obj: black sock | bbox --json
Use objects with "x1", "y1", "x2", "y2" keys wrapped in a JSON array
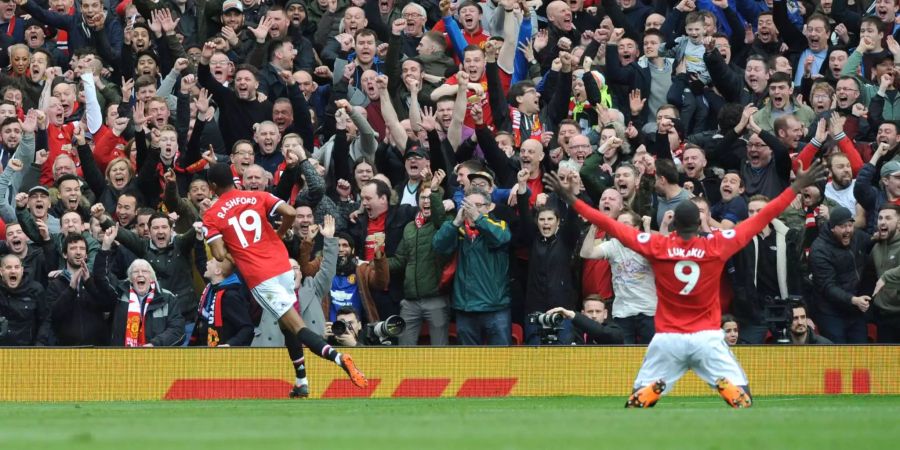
[
  {"x1": 282, "y1": 329, "x2": 307, "y2": 383},
  {"x1": 297, "y1": 327, "x2": 341, "y2": 365}
]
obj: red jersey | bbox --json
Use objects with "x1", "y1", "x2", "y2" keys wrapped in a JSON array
[
  {"x1": 202, "y1": 189, "x2": 291, "y2": 289},
  {"x1": 445, "y1": 71, "x2": 511, "y2": 131},
  {"x1": 572, "y1": 187, "x2": 796, "y2": 333},
  {"x1": 42, "y1": 122, "x2": 82, "y2": 186}
]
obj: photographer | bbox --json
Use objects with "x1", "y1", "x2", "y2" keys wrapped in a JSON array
[
  {"x1": 325, "y1": 306, "x2": 367, "y2": 347},
  {"x1": 785, "y1": 301, "x2": 833, "y2": 345},
  {"x1": 547, "y1": 295, "x2": 624, "y2": 345}
]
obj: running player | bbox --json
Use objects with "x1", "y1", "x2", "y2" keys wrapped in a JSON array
[
  {"x1": 202, "y1": 163, "x2": 368, "y2": 397},
  {"x1": 544, "y1": 160, "x2": 826, "y2": 408}
]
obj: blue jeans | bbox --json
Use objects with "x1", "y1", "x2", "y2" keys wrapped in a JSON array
[
  {"x1": 614, "y1": 314, "x2": 656, "y2": 344},
  {"x1": 523, "y1": 319, "x2": 574, "y2": 345},
  {"x1": 455, "y1": 309, "x2": 511, "y2": 346},
  {"x1": 815, "y1": 312, "x2": 867, "y2": 344}
]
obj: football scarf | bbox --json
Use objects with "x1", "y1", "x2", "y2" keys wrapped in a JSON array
[{"x1": 125, "y1": 283, "x2": 156, "y2": 347}]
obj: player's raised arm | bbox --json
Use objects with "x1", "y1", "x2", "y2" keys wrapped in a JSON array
[
  {"x1": 544, "y1": 172, "x2": 644, "y2": 251},
  {"x1": 729, "y1": 160, "x2": 828, "y2": 250}
]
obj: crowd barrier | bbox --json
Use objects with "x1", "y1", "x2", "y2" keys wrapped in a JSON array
[{"x1": 0, "y1": 346, "x2": 897, "y2": 401}]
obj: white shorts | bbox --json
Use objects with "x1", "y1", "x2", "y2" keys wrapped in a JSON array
[
  {"x1": 633, "y1": 330, "x2": 748, "y2": 392},
  {"x1": 250, "y1": 271, "x2": 298, "y2": 319}
]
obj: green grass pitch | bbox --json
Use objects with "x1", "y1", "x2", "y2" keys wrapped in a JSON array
[{"x1": 1, "y1": 396, "x2": 898, "y2": 449}]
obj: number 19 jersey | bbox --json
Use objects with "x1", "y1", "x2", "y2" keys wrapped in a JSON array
[{"x1": 202, "y1": 189, "x2": 292, "y2": 289}]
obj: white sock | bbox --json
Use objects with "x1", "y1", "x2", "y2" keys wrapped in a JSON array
[
  {"x1": 335, "y1": 352, "x2": 343, "y2": 366},
  {"x1": 296, "y1": 377, "x2": 308, "y2": 387}
]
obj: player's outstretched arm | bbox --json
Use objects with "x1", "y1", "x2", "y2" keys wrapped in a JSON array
[
  {"x1": 208, "y1": 238, "x2": 234, "y2": 264},
  {"x1": 544, "y1": 172, "x2": 644, "y2": 252}
]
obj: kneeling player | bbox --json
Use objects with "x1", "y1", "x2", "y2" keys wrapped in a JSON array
[{"x1": 545, "y1": 160, "x2": 825, "y2": 408}]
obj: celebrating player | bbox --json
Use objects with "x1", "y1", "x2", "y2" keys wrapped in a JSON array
[
  {"x1": 545, "y1": 160, "x2": 827, "y2": 408},
  {"x1": 202, "y1": 163, "x2": 368, "y2": 397}
]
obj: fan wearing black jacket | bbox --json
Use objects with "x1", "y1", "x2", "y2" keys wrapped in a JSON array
[{"x1": 547, "y1": 295, "x2": 624, "y2": 345}]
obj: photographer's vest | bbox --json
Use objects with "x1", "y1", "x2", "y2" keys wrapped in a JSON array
[{"x1": 329, "y1": 275, "x2": 363, "y2": 321}]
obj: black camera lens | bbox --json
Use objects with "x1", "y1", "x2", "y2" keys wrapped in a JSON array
[{"x1": 331, "y1": 320, "x2": 348, "y2": 336}]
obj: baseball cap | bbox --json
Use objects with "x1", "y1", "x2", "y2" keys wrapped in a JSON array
[
  {"x1": 404, "y1": 143, "x2": 428, "y2": 160},
  {"x1": 28, "y1": 185, "x2": 50, "y2": 196},
  {"x1": 881, "y1": 160, "x2": 900, "y2": 178},
  {"x1": 222, "y1": 0, "x2": 243, "y2": 13},
  {"x1": 468, "y1": 171, "x2": 495, "y2": 186},
  {"x1": 828, "y1": 206, "x2": 854, "y2": 229}
]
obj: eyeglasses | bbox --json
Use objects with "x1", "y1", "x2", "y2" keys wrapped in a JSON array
[
  {"x1": 747, "y1": 143, "x2": 769, "y2": 150},
  {"x1": 209, "y1": 60, "x2": 231, "y2": 66},
  {"x1": 402, "y1": 13, "x2": 423, "y2": 19},
  {"x1": 569, "y1": 144, "x2": 591, "y2": 151},
  {"x1": 470, "y1": 202, "x2": 489, "y2": 208}
]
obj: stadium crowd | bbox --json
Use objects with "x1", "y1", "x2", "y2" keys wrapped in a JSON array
[{"x1": 0, "y1": 0, "x2": 899, "y2": 349}]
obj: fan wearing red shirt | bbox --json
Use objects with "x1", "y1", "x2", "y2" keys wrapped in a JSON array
[
  {"x1": 430, "y1": 47, "x2": 508, "y2": 130},
  {"x1": 546, "y1": 161, "x2": 826, "y2": 409},
  {"x1": 202, "y1": 164, "x2": 368, "y2": 397}
]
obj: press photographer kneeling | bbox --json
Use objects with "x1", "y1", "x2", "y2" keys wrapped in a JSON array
[
  {"x1": 325, "y1": 306, "x2": 406, "y2": 346},
  {"x1": 546, "y1": 295, "x2": 624, "y2": 345}
]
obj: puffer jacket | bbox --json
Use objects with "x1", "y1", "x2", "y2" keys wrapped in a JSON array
[
  {"x1": 388, "y1": 189, "x2": 449, "y2": 300},
  {"x1": 0, "y1": 281, "x2": 49, "y2": 346},
  {"x1": 93, "y1": 249, "x2": 186, "y2": 347},
  {"x1": 809, "y1": 228, "x2": 871, "y2": 317}
]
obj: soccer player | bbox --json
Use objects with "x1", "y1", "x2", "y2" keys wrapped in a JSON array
[
  {"x1": 544, "y1": 160, "x2": 826, "y2": 408},
  {"x1": 202, "y1": 163, "x2": 368, "y2": 397}
]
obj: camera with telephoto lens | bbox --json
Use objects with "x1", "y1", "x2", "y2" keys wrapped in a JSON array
[
  {"x1": 0, "y1": 315, "x2": 7, "y2": 340},
  {"x1": 763, "y1": 295, "x2": 803, "y2": 344},
  {"x1": 527, "y1": 311, "x2": 564, "y2": 345},
  {"x1": 364, "y1": 315, "x2": 406, "y2": 345}
]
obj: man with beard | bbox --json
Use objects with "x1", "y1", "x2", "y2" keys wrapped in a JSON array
[
  {"x1": 198, "y1": 41, "x2": 273, "y2": 150},
  {"x1": 730, "y1": 194, "x2": 803, "y2": 344},
  {"x1": 388, "y1": 172, "x2": 450, "y2": 345},
  {"x1": 809, "y1": 206, "x2": 872, "y2": 344},
  {"x1": 612, "y1": 163, "x2": 653, "y2": 219},
  {"x1": 351, "y1": 179, "x2": 416, "y2": 317},
  {"x1": 105, "y1": 210, "x2": 201, "y2": 343},
  {"x1": 752, "y1": 72, "x2": 816, "y2": 132},
  {"x1": 321, "y1": 231, "x2": 386, "y2": 325},
  {"x1": 0, "y1": 118, "x2": 22, "y2": 181},
  {"x1": 783, "y1": 301, "x2": 833, "y2": 344},
  {"x1": 15, "y1": 0, "x2": 124, "y2": 62},
  {"x1": 0, "y1": 254, "x2": 49, "y2": 346},
  {"x1": 47, "y1": 233, "x2": 110, "y2": 346},
  {"x1": 653, "y1": 159, "x2": 690, "y2": 228},
  {"x1": 870, "y1": 204, "x2": 900, "y2": 343}
]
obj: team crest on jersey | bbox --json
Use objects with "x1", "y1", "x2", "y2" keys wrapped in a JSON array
[
  {"x1": 347, "y1": 274, "x2": 356, "y2": 285},
  {"x1": 637, "y1": 233, "x2": 651, "y2": 243}
]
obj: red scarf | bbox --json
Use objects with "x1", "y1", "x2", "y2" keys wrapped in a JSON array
[
  {"x1": 197, "y1": 283, "x2": 225, "y2": 347},
  {"x1": 125, "y1": 283, "x2": 156, "y2": 347},
  {"x1": 414, "y1": 212, "x2": 426, "y2": 228},
  {"x1": 511, "y1": 107, "x2": 541, "y2": 148},
  {"x1": 463, "y1": 218, "x2": 480, "y2": 241}
]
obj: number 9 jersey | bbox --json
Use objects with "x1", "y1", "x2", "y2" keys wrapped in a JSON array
[
  {"x1": 572, "y1": 188, "x2": 797, "y2": 334},
  {"x1": 202, "y1": 190, "x2": 292, "y2": 290}
]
